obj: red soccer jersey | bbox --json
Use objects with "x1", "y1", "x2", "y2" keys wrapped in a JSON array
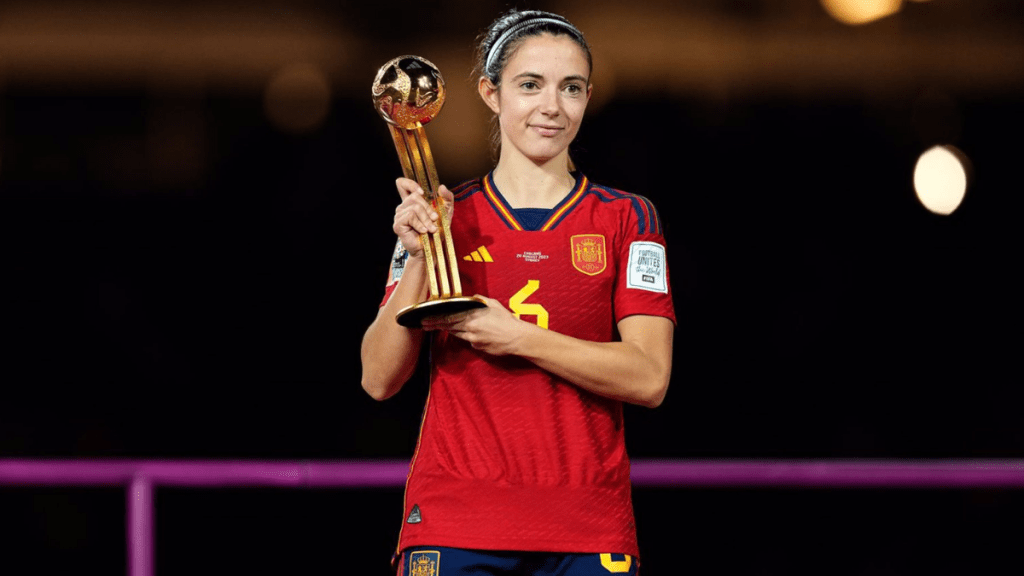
[{"x1": 383, "y1": 173, "x2": 675, "y2": 557}]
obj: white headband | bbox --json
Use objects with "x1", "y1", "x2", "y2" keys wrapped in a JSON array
[{"x1": 484, "y1": 17, "x2": 584, "y2": 81}]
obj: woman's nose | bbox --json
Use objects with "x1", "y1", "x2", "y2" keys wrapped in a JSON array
[{"x1": 539, "y1": 88, "x2": 560, "y2": 115}]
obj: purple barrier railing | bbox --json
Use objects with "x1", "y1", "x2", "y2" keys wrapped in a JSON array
[{"x1": 3, "y1": 458, "x2": 1024, "y2": 576}]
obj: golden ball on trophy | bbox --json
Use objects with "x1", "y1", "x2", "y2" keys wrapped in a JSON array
[{"x1": 372, "y1": 56, "x2": 446, "y2": 130}]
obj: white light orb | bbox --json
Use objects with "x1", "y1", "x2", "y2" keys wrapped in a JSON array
[{"x1": 913, "y1": 145, "x2": 968, "y2": 215}]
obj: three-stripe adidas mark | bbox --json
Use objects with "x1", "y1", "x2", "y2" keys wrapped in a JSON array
[{"x1": 463, "y1": 246, "x2": 493, "y2": 262}]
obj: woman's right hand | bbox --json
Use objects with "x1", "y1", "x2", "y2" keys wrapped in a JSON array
[{"x1": 393, "y1": 177, "x2": 452, "y2": 258}]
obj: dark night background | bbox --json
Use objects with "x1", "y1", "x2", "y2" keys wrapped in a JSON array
[{"x1": 1, "y1": 1, "x2": 1022, "y2": 574}]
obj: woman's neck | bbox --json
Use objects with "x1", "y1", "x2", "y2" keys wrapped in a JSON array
[{"x1": 492, "y1": 154, "x2": 576, "y2": 209}]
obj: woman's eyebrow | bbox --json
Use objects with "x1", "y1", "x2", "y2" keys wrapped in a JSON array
[
  {"x1": 511, "y1": 72, "x2": 588, "y2": 83},
  {"x1": 511, "y1": 72, "x2": 544, "y2": 81}
]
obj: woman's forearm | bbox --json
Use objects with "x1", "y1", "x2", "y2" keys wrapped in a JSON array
[
  {"x1": 359, "y1": 255, "x2": 430, "y2": 400},
  {"x1": 512, "y1": 315, "x2": 674, "y2": 408}
]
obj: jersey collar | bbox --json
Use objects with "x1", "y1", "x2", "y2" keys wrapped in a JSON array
[{"x1": 481, "y1": 172, "x2": 590, "y2": 231}]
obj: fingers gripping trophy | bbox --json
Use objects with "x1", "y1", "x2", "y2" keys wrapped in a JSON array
[{"x1": 372, "y1": 56, "x2": 486, "y2": 328}]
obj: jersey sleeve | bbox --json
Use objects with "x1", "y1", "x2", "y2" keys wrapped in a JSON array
[
  {"x1": 613, "y1": 195, "x2": 676, "y2": 324},
  {"x1": 380, "y1": 239, "x2": 409, "y2": 308}
]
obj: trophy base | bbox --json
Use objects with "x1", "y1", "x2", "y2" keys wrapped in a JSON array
[{"x1": 396, "y1": 296, "x2": 488, "y2": 329}]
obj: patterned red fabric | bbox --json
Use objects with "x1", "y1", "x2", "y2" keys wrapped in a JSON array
[{"x1": 384, "y1": 173, "x2": 675, "y2": 557}]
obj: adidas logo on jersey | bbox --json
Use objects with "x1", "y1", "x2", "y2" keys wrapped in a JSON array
[{"x1": 463, "y1": 246, "x2": 494, "y2": 262}]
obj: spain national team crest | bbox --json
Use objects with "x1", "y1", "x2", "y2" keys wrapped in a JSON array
[
  {"x1": 408, "y1": 551, "x2": 440, "y2": 576},
  {"x1": 571, "y1": 234, "x2": 607, "y2": 276}
]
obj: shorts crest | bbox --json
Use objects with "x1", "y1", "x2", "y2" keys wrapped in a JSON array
[{"x1": 408, "y1": 550, "x2": 440, "y2": 576}]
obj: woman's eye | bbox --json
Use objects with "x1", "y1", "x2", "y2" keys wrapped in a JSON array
[
  {"x1": 521, "y1": 81, "x2": 539, "y2": 90},
  {"x1": 564, "y1": 84, "x2": 583, "y2": 95}
]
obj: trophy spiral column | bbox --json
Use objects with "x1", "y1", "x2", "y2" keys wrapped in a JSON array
[{"x1": 372, "y1": 55, "x2": 486, "y2": 328}]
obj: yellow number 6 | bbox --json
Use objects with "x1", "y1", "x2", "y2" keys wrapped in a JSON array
[
  {"x1": 599, "y1": 554, "x2": 633, "y2": 573},
  {"x1": 509, "y1": 280, "x2": 548, "y2": 329}
]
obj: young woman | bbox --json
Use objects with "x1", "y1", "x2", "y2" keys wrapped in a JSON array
[{"x1": 361, "y1": 9, "x2": 675, "y2": 576}]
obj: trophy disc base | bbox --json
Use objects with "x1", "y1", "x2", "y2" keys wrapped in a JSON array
[{"x1": 396, "y1": 296, "x2": 488, "y2": 329}]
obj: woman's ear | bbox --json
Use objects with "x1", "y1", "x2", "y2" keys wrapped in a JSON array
[{"x1": 478, "y1": 76, "x2": 501, "y2": 114}]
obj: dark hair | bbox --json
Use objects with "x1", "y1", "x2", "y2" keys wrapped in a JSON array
[
  {"x1": 474, "y1": 9, "x2": 592, "y2": 85},
  {"x1": 473, "y1": 9, "x2": 592, "y2": 167}
]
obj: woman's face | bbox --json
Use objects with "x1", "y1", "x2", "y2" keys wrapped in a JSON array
[{"x1": 482, "y1": 33, "x2": 592, "y2": 167}]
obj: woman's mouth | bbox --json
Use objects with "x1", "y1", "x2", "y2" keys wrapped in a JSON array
[{"x1": 531, "y1": 125, "x2": 564, "y2": 137}]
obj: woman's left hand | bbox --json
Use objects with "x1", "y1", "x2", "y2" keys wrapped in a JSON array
[
  {"x1": 423, "y1": 298, "x2": 673, "y2": 407},
  {"x1": 420, "y1": 297, "x2": 532, "y2": 356}
]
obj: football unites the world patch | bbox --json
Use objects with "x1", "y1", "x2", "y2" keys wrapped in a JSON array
[
  {"x1": 627, "y1": 241, "x2": 667, "y2": 293},
  {"x1": 571, "y1": 234, "x2": 607, "y2": 275}
]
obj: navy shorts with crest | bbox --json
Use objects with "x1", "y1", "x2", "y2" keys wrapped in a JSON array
[{"x1": 398, "y1": 546, "x2": 639, "y2": 576}]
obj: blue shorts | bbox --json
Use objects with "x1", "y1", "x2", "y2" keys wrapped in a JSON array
[{"x1": 398, "y1": 546, "x2": 639, "y2": 576}]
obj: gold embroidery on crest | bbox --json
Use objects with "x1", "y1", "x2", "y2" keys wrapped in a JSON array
[
  {"x1": 409, "y1": 551, "x2": 439, "y2": 576},
  {"x1": 571, "y1": 234, "x2": 607, "y2": 276}
]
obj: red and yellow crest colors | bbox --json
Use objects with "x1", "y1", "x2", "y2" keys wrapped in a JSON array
[
  {"x1": 571, "y1": 234, "x2": 607, "y2": 275},
  {"x1": 408, "y1": 551, "x2": 439, "y2": 576}
]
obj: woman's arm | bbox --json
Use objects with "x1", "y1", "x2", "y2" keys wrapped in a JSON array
[
  {"x1": 359, "y1": 179, "x2": 450, "y2": 400},
  {"x1": 359, "y1": 254, "x2": 429, "y2": 400},
  {"x1": 421, "y1": 301, "x2": 674, "y2": 407}
]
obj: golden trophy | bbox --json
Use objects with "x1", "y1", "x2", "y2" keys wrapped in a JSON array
[{"x1": 372, "y1": 55, "x2": 486, "y2": 328}]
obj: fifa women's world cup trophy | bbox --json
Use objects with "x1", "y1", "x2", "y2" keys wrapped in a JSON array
[{"x1": 372, "y1": 56, "x2": 486, "y2": 328}]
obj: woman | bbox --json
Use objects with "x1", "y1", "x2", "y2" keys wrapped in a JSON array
[{"x1": 361, "y1": 9, "x2": 675, "y2": 576}]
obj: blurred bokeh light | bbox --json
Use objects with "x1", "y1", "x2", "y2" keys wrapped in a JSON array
[
  {"x1": 914, "y1": 145, "x2": 969, "y2": 215},
  {"x1": 821, "y1": 0, "x2": 902, "y2": 25},
  {"x1": 264, "y1": 63, "x2": 332, "y2": 134}
]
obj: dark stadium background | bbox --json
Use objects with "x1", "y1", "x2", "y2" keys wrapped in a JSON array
[{"x1": 1, "y1": 1, "x2": 1021, "y2": 574}]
